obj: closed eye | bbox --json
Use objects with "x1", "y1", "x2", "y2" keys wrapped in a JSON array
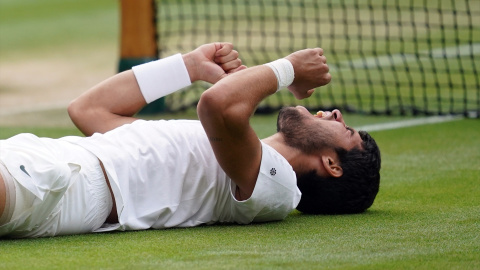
[{"x1": 346, "y1": 126, "x2": 354, "y2": 136}]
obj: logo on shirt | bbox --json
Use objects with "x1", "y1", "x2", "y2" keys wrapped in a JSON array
[
  {"x1": 270, "y1": 168, "x2": 276, "y2": 176},
  {"x1": 20, "y1": 165, "x2": 31, "y2": 177}
]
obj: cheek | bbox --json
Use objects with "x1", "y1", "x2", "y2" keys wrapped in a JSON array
[
  {"x1": 314, "y1": 124, "x2": 344, "y2": 145},
  {"x1": 307, "y1": 125, "x2": 335, "y2": 145}
]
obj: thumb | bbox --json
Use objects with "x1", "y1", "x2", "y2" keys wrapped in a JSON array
[{"x1": 306, "y1": 89, "x2": 315, "y2": 96}]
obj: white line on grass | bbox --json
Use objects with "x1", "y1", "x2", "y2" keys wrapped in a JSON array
[
  {"x1": 354, "y1": 114, "x2": 463, "y2": 132},
  {"x1": 1, "y1": 102, "x2": 464, "y2": 132}
]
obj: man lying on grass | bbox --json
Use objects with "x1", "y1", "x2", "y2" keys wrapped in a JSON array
[{"x1": 0, "y1": 42, "x2": 380, "y2": 238}]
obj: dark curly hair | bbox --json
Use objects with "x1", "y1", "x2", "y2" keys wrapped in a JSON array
[{"x1": 296, "y1": 130, "x2": 381, "y2": 215}]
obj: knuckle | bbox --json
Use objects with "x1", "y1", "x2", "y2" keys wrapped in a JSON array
[
  {"x1": 324, "y1": 64, "x2": 330, "y2": 73},
  {"x1": 325, "y1": 73, "x2": 332, "y2": 83}
]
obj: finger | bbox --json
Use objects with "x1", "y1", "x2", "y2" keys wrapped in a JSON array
[
  {"x1": 320, "y1": 55, "x2": 327, "y2": 64},
  {"x1": 226, "y1": 65, "x2": 247, "y2": 74},
  {"x1": 214, "y1": 42, "x2": 234, "y2": 57},
  {"x1": 323, "y1": 73, "x2": 332, "y2": 84},
  {"x1": 215, "y1": 50, "x2": 239, "y2": 64},
  {"x1": 306, "y1": 89, "x2": 315, "y2": 98},
  {"x1": 213, "y1": 65, "x2": 246, "y2": 82},
  {"x1": 221, "y1": 58, "x2": 243, "y2": 72},
  {"x1": 314, "y1": 48, "x2": 324, "y2": 56},
  {"x1": 293, "y1": 88, "x2": 314, "y2": 100},
  {"x1": 318, "y1": 73, "x2": 332, "y2": 86},
  {"x1": 323, "y1": 63, "x2": 330, "y2": 73}
]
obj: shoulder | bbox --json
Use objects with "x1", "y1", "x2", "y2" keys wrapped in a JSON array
[
  {"x1": 230, "y1": 142, "x2": 301, "y2": 223},
  {"x1": 258, "y1": 142, "x2": 296, "y2": 187}
]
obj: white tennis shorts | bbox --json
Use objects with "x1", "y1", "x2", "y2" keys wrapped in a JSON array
[{"x1": 0, "y1": 134, "x2": 113, "y2": 238}]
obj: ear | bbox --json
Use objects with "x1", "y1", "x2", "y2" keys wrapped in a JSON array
[{"x1": 321, "y1": 155, "x2": 343, "y2": 178}]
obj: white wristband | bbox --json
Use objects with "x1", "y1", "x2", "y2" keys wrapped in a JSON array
[
  {"x1": 132, "y1": 53, "x2": 192, "y2": 104},
  {"x1": 264, "y1": 58, "x2": 295, "y2": 92}
]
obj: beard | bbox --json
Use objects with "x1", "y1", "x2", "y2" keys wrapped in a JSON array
[{"x1": 276, "y1": 107, "x2": 335, "y2": 154}]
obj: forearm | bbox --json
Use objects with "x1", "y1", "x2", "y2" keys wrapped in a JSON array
[
  {"x1": 69, "y1": 55, "x2": 192, "y2": 136},
  {"x1": 197, "y1": 65, "x2": 277, "y2": 197},
  {"x1": 198, "y1": 65, "x2": 277, "y2": 129},
  {"x1": 68, "y1": 70, "x2": 145, "y2": 136},
  {"x1": 69, "y1": 42, "x2": 244, "y2": 136}
]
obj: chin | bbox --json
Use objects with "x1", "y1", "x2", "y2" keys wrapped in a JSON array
[
  {"x1": 295, "y1": 106, "x2": 311, "y2": 116},
  {"x1": 276, "y1": 107, "x2": 305, "y2": 133}
]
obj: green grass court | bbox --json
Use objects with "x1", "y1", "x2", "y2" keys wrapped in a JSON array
[
  {"x1": 1, "y1": 1, "x2": 479, "y2": 269},
  {"x1": 0, "y1": 117, "x2": 479, "y2": 269}
]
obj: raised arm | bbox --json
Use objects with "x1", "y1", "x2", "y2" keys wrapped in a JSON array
[
  {"x1": 68, "y1": 42, "x2": 245, "y2": 136},
  {"x1": 197, "y1": 48, "x2": 331, "y2": 200}
]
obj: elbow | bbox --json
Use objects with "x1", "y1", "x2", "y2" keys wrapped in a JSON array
[
  {"x1": 67, "y1": 97, "x2": 97, "y2": 136},
  {"x1": 197, "y1": 86, "x2": 234, "y2": 124},
  {"x1": 197, "y1": 86, "x2": 249, "y2": 130},
  {"x1": 197, "y1": 90, "x2": 223, "y2": 121},
  {"x1": 67, "y1": 98, "x2": 83, "y2": 126}
]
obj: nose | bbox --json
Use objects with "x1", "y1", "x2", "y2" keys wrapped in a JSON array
[{"x1": 331, "y1": 109, "x2": 346, "y2": 125}]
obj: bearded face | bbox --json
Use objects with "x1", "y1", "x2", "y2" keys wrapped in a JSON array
[{"x1": 276, "y1": 107, "x2": 336, "y2": 154}]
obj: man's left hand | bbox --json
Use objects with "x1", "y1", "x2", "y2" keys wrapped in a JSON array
[{"x1": 183, "y1": 42, "x2": 247, "y2": 84}]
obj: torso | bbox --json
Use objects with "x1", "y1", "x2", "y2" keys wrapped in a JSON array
[{"x1": 67, "y1": 119, "x2": 301, "y2": 230}]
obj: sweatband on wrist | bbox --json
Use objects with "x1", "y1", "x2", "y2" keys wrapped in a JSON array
[
  {"x1": 132, "y1": 53, "x2": 192, "y2": 104},
  {"x1": 264, "y1": 58, "x2": 295, "y2": 92}
]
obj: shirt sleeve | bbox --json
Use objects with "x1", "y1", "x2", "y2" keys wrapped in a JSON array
[{"x1": 230, "y1": 142, "x2": 302, "y2": 224}]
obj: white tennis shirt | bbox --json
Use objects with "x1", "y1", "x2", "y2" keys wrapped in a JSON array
[{"x1": 68, "y1": 119, "x2": 301, "y2": 231}]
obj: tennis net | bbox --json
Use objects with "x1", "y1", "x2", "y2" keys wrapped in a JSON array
[{"x1": 154, "y1": 0, "x2": 480, "y2": 117}]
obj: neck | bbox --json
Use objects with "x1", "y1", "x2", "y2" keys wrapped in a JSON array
[
  {"x1": 262, "y1": 133, "x2": 304, "y2": 167},
  {"x1": 262, "y1": 133, "x2": 325, "y2": 176}
]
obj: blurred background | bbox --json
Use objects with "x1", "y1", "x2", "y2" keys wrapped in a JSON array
[
  {"x1": 1, "y1": 0, "x2": 479, "y2": 127},
  {"x1": 0, "y1": 0, "x2": 118, "y2": 127}
]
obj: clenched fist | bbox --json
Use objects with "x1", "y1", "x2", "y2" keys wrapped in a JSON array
[{"x1": 285, "y1": 48, "x2": 331, "y2": 100}]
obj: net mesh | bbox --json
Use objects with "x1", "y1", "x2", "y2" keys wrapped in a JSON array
[{"x1": 154, "y1": 0, "x2": 480, "y2": 117}]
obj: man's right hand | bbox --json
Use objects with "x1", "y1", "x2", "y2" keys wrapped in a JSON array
[{"x1": 286, "y1": 48, "x2": 331, "y2": 100}]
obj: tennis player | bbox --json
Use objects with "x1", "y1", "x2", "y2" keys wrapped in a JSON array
[{"x1": 0, "y1": 42, "x2": 380, "y2": 238}]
